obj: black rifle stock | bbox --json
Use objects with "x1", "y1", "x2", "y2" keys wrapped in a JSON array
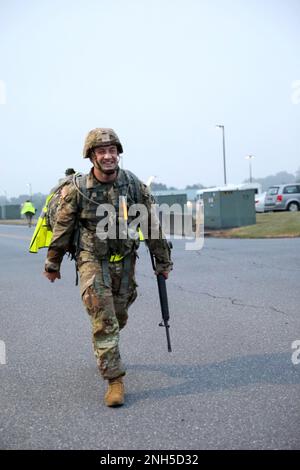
[{"x1": 150, "y1": 248, "x2": 172, "y2": 353}]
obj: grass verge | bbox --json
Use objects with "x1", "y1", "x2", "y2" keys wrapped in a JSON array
[{"x1": 210, "y1": 212, "x2": 300, "y2": 238}]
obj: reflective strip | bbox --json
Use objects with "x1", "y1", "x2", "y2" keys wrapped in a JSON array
[
  {"x1": 109, "y1": 253, "x2": 124, "y2": 262},
  {"x1": 138, "y1": 227, "x2": 144, "y2": 241}
]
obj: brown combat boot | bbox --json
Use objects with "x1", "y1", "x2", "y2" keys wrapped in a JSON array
[{"x1": 104, "y1": 377, "x2": 125, "y2": 407}]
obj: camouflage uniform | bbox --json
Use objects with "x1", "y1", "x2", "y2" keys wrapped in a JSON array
[{"x1": 45, "y1": 167, "x2": 173, "y2": 380}]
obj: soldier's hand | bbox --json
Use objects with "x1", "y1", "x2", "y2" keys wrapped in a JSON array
[{"x1": 43, "y1": 271, "x2": 61, "y2": 283}]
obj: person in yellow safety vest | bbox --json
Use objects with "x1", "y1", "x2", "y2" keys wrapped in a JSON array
[{"x1": 21, "y1": 200, "x2": 36, "y2": 227}]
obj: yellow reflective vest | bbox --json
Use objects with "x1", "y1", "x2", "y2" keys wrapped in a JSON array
[
  {"x1": 21, "y1": 201, "x2": 36, "y2": 215},
  {"x1": 29, "y1": 194, "x2": 53, "y2": 253}
]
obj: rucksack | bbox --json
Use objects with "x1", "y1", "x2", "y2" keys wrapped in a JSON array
[
  {"x1": 46, "y1": 175, "x2": 78, "y2": 231},
  {"x1": 28, "y1": 174, "x2": 81, "y2": 254}
]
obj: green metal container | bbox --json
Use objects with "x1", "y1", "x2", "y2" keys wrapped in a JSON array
[
  {"x1": 0, "y1": 204, "x2": 21, "y2": 220},
  {"x1": 203, "y1": 189, "x2": 256, "y2": 229},
  {"x1": 154, "y1": 193, "x2": 187, "y2": 210}
]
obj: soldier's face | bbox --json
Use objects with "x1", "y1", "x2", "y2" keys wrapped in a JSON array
[{"x1": 92, "y1": 145, "x2": 119, "y2": 174}]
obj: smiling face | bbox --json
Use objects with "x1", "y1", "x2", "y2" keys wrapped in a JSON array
[{"x1": 91, "y1": 144, "x2": 119, "y2": 175}]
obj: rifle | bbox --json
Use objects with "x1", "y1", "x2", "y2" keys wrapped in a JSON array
[{"x1": 149, "y1": 243, "x2": 172, "y2": 352}]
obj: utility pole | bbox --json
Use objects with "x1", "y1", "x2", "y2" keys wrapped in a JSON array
[{"x1": 216, "y1": 125, "x2": 227, "y2": 185}]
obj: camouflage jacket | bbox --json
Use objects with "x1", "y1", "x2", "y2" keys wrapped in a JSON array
[{"x1": 45, "y1": 168, "x2": 173, "y2": 274}]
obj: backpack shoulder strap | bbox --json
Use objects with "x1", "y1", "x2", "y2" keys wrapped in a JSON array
[
  {"x1": 72, "y1": 173, "x2": 90, "y2": 209},
  {"x1": 123, "y1": 169, "x2": 142, "y2": 204}
]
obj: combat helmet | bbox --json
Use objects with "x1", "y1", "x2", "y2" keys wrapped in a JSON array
[{"x1": 83, "y1": 128, "x2": 123, "y2": 158}]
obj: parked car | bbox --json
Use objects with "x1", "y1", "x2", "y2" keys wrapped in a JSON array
[
  {"x1": 264, "y1": 184, "x2": 300, "y2": 212},
  {"x1": 255, "y1": 191, "x2": 266, "y2": 212}
]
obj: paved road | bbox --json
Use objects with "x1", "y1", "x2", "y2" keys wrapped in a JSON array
[{"x1": 0, "y1": 225, "x2": 300, "y2": 450}]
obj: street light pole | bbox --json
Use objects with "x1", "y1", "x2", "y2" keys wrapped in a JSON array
[
  {"x1": 27, "y1": 183, "x2": 32, "y2": 200},
  {"x1": 216, "y1": 125, "x2": 227, "y2": 185},
  {"x1": 245, "y1": 155, "x2": 254, "y2": 183}
]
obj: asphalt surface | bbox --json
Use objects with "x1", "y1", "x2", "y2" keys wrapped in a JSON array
[{"x1": 0, "y1": 224, "x2": 300, "y2": 450}]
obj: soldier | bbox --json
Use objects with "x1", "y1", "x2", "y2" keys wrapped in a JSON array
[
  {"x1": 43, "y1": 128, "x2": 173, "y2": 407},
  {"x1": 58, "y1": 168, "x2": 77, "y2": 185},
  {"x1": 64, "y1": 168, "x2": 76, "y2": 176}
]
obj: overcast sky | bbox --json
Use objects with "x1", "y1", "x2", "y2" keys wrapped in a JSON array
[{"x1": 0, "y1": 0, "x2": 300, "y2": 197}]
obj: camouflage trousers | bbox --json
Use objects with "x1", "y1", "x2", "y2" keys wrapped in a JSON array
[{"x1": 77, "y1": 250, "x2": 137, "y2": 380}]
